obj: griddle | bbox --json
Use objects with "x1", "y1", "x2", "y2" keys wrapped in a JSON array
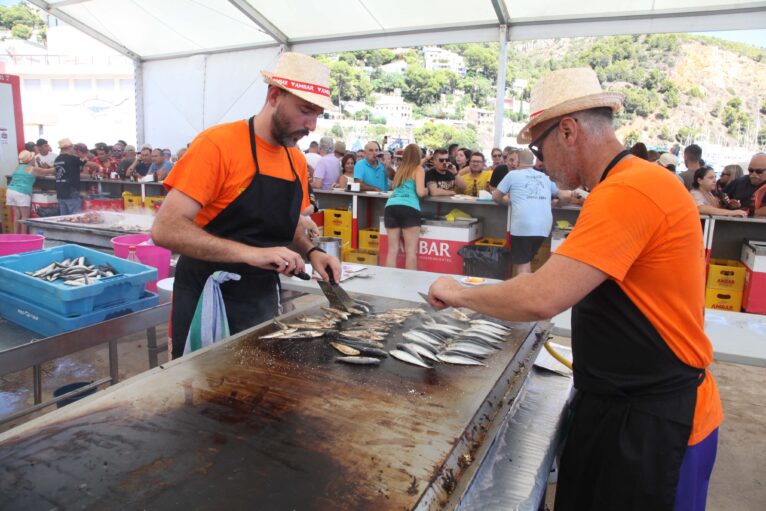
[{"x1": 0, "y1": 293, "x2": 543, "y2": 510}]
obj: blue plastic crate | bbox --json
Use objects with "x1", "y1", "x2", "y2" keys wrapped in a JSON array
[
  {"x1": 0, "y1": 244, "x2": 157, "y2": 316},
  {"x1": 0, "y1": 290, "x2": 159, "y2": 337}
]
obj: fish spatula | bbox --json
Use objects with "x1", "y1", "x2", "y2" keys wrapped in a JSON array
[{"x1": 317, "y1": 267, "x2": 357, "y2": 312}]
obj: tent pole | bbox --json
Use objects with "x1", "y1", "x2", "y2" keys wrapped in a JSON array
[
  {"x1": 134, "y1": 58, "x2": 145, "y2": 148},
  {"x1": 493, "y1": 25, "x2": 509, "y2": 149}
]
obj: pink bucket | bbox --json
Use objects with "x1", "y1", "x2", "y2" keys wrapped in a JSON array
[
  {"x1": 111, "y1": 234, "x2": 171, "y2": 292},
  {"x1": 0, "y1": 234, "x2": 45, "y2": 256}
]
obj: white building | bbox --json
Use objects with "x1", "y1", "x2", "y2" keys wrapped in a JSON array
[
  {"x1": 0, "y1": 22, "x2": 136, "y2": 147},
  {"x1": 465, "y1": 107, "x2": 494, "y2": 131},
  {"x1": 423, "y1": 46, "x2": 465, "y2": 76},
  {"x1": 373, "y1": 93, "x2": 412, "y2": 124},
  {"x1": 379, "y1": 60, "x2": 408, "y2": 74}
]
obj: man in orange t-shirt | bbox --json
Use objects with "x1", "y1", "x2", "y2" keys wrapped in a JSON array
[
  {"x1": 428, "y1": 68, "x2": 722, "y2": 510},
  {"x1": 152, "y1": 53, "x2": 341, "y2": 359}
]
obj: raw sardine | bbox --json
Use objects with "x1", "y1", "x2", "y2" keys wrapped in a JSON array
[{"x1": 389, "y1": 349, "x2": 431, "y2": 369}]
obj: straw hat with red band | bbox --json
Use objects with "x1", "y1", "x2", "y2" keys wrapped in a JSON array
[
  {"x1": 517, "y1": 67, "x2": 624, "y2": 144},
  {"x1": 261, "y1": 52, "x2": 335, "y2": 111}
]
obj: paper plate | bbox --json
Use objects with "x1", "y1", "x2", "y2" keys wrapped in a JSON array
[{"x1": 461, "y1": 276, "x2": 488, "y2": 286}]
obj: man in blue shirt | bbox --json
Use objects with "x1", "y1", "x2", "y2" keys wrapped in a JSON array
[
  {"x1": 149, "y1": 148, "x2": 174, "y2": 180},
  {"x1": 353, "y1": 141, "x2": 388, "y2": 192},
  {"x1": 492, "y1": 149, "x2": 579, "y2": 274}
]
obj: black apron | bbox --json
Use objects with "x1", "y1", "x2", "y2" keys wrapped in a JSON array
[
  {"x1": 171, "y1": 116, "x2": 303, "y2": 359},
  {"x1": 555, "y1": 151, "x2": 706, "y2": 511}
]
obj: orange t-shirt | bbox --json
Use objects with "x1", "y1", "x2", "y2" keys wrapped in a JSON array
[
  {"x1": 163, "y1": 119, "x2": 310, "y2": 228},
  {"x1": 557, "y1": 156, "x2": 723, "y2": 446}
]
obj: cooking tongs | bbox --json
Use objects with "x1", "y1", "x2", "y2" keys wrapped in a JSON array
[{"x1": 317, "y1": 266, "x2": 358, "y2": 312}]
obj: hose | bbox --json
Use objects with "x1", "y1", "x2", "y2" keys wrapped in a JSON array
[{"x1": 544, "y1": 341, "x2": 573, "y2": 370}]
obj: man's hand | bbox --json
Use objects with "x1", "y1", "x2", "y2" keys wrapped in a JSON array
[
  {"x1": 310, "y1": 251, "x2": 342, "y2": 284},
  {"x1": 428, "y1": 276, "x2": 464, "y2": 310},
  {"x1": 246, "y1": 246, "x2": 305, "y2": 275}
]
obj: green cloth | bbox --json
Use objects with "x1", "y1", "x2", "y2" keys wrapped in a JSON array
[{"x1": 183, "y1": 271, "x2": 241, "y2": 355}]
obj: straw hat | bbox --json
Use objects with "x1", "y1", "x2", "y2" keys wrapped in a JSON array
[
  {"x1": 261, "y1": 52, "x2": 335, "y2": 111},
  {"x1": 58, "y1": 137, "x2": 73, "y2": 149},
  {"x1": 18, "y1": 150, "x2": 34, "y2": 163},
  {"x1": 334, "y1": 141, "x2": 346, "y2": 154},
  {"x1": 517, "y1": 68, "x2": 623, "y2": 144},
  {"x1": 658, "y1": 152, "x2": 679, "y2": 168}
]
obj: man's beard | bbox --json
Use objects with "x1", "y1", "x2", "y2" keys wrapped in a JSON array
[{"x1": 271, "y1": 105, "x2": 309, "y2": 147}]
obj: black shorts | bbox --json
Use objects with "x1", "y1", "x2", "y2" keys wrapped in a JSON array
[
  {"x1": 510, "y1": 235, "x2": 546, "y2": 264},
  {"x1": 384, "y1": 205, "x2": 421, "y2": 229}
]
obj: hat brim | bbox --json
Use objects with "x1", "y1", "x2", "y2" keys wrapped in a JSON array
[
  {"x1": 261, "y1": 71, "x2": 336, "y2": 112},
  {"x1": 516, "y1": 92, "x2": 624, "y2": 144}
]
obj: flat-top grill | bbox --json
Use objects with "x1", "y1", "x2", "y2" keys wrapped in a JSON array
[{"x1": 0, "y1": 294, "x2": 543, "y2": 510}]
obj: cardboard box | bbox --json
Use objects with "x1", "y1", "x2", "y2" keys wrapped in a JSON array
[
  {"x1": 144, "y1": 196, "x2": 165, "y2": 211},
  {"x1": 741, "y1": 240, "x2": 766, "y2": 273},
  {"x1": 325, "y1": 226, "x2": 352, "y2": 247},
  {"x1": 474, "y1": 237, "x2": 506, "y2": 248},
  {"x1": 359, "y1": 228, "x2": 380, "y2": 250},
  {"x1": 122, "y1": 192, "x2": 144, "y2": 210},
  {"x1": 379, "y1": 218, "x2": 483, "y2": 274},
  {"x1": 83, "y1": 198, "x2": 124, "y2": 212},
  {"x1": 343, "y1": 248, "x2": 378, "y2": 265},
  {"x1": 706, "y1": 259, "x2": 746, "y2": 291},
  {"x1": 324, "y1": 208, "x2": 352, "y2": 231},
  {"x1": 741, "y1": 240, "x2": 766, "y2": 314},
  {"x1": 705, "y1": 288, "x2": 743, "y2": 312}
]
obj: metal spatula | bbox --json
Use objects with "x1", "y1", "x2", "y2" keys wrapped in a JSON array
[{"x1": 317, "y1": 267, "x2": 357, "y2": 312}]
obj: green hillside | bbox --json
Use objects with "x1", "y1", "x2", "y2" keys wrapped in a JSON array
[{"x1": 316, "y1": 34, "x2": 766, "y2": 149}]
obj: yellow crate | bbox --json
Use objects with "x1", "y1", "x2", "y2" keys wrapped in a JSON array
[
  {"x1": 343, "y1": 248, "x2": 378, "y2": 265},
  {"x1": 0, "y1": 187, "x2": 6, "y2": 200},
  {"x1": 705, "y1": 288, "x2": 743, "y2": 312},
  {"x1": 475, "y1": 237, "x2": 506, "y2": 248},
  {"x1": 359, "y1": 228, "x2": 380, "y2": 250},
  {"x1": 144, "y1": 196, "x2": 165, "y2": 211},
  {"x1": 707, "y1": 259, "x2": 746, "y2": 291},
  {"x1": 324, "y1": 226, "x2": 352, "y2": 247},
  {"x1": 122, "y1": 192, "x2": 144, "y2": 210},
  {"x1": 324, "y1": 208, "x2": 352, "y2": 231}
]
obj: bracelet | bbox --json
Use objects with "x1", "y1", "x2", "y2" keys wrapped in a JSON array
[{"x1": 306, "y1": 246, "x2": 325, "y2": 259}]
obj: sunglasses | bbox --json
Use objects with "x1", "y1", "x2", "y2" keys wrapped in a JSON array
[
  {"x1": 749, "y1": 167, "x2": 766, "y2": 175},
  {"x1": 721, "y1": 172, "x2": 731, "y2": 176},
  {"x1": 437, "y1": 158, "x2": 448, "y2": 162},
  {"x1": 491, "y1": 153, "x2": 502, "y2": 158},
  {"x1": 528, "y1": 120, "x2": 563, "y2": 162}
]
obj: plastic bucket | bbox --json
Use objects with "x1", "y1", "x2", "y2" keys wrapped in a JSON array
[
  {"x1": 111, "y1": 234, "x2": 171, "y2": 293},
  {"x1": 156, "y1": 277, "x2": 174, "y2": 304},
  {"x1": 53, "y1": 381, "x2": 97, "y2": 408},
  {"x1": 0, "y1": 234, "x2": 45, "y2": 256}
]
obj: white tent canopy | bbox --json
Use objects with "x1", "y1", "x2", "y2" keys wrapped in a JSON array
[{"x1": 27, "y1": 0, "x2": 766, "y2": 149}]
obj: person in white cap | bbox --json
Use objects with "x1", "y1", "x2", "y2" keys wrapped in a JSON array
[
  {"x1": 152, "y1": 52, "x2": 341, "y2": 359},
  {"x1": 428, "y1": 67, "x2": 721, "y2": 510}
]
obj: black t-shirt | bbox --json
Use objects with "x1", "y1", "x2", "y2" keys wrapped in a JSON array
[
  {"x1": 54, "y1": 154, "x2": 84, "y2": 199},
  {"x1": 425, "y1": 168, "x2": 455, "y2": 191},
  {"x1": 134, "y1": 161, "x2": 151, "y2": 177},
  {"x1": 724, "y1": 175, "x2": 761, "y2": 208},
  {"x1": 489, "y1": 164, "x2": 509, "y2": 188}
]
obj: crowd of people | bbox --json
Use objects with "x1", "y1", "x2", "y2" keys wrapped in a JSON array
[
  {"x1": 6, "y1": 138, "x2": 186, "y2": 233},
  {"x1": 299, "y1": 133, "x2": 765, "y2": 275}
]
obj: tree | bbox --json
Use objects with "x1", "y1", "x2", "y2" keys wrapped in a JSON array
[
  {"x1": 463, "y1": 44, "x2": 498, "y2": 79},
  {"x1": 415, "y1": 121, "x2": 477, "y2": 149},
  {"x1": 372, "y1": 72, "x2": 406, "y2": 94},
  {"x1": 0, "y1": 4, "x2": 41, "y2": 29},
  {"x1": 329, "y1": 124, "x2": 344, "y2": 139},
  {"x1": 758, "y1": 127, "x2": 766, "y2": 146},
  {"x1": 11, "y1": 23, "x2": 31, "y2": 40},
  {"x1": 329, "y1": 61, "x2": 372, "y2": 104},
  {"x1": 723, "y1": 97, "x2": 752, "y2": 135},
  {"x1": 402, "y1": 66, "x2": 455, "y2": 106},
  {"x1": 623, "y1": 129, "x2": 641, "y2": 147}
]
